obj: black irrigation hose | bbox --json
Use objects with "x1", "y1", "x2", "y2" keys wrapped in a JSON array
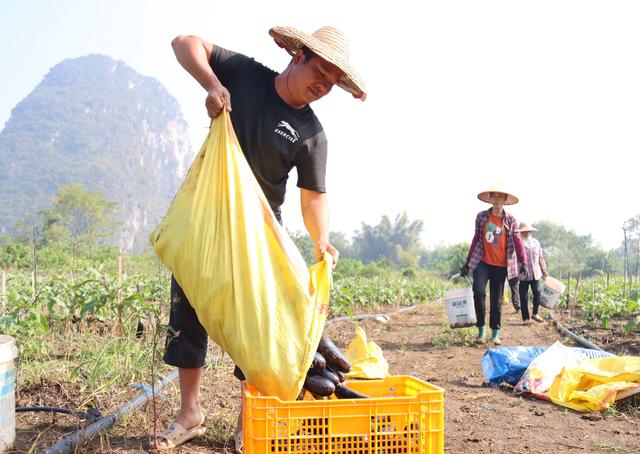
[
  {"x1": 327, "y1": 301, "x2": 611, "y2": 354},
  {"x1": 326, "y1": 304, "x2": 419, "y2": 325},
  {"x1": 16, "y1": 406, "x2": 102, "y2": 424},
  {"x1": 552, "y1": 317, "x2": 605, "y2": 352},
  {"x1": 327, "y1": 298, "x2": 611, "y2": 354},
  {"x1": 38, "y1": 368, "x2": 179, "y2": 454}
]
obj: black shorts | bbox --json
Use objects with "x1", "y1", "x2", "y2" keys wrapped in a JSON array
[
  {"x1": 163, "y1": 275, "x2": 209, "y2": 368},
  {"x1": 163, "y1": 275, "x2": 245, "y2": 380}
]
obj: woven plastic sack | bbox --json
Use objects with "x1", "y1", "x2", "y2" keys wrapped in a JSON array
[
  {"x1": 481, "y1": 346, "x2": 547, "y2": 386},
  {"x1": 548, "y1": 356, "x2": 640, "y2": 412},
  {"x1": 514, "y1": 341, "x2": 615, "y2": 399},
  {"x1": 344, "y1": 326, "x2": 390, "y2": 379},
  {"x1": 150, "y1": 111, "x2": 331, "y2": 400}
]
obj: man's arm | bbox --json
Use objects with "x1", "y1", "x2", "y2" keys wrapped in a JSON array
[
  {"x1": 171, "y1": 35, "x2": 231, "y2": 117},
  {"x1": 300, "y1": 189, "x2": 338, "y2": 268}
]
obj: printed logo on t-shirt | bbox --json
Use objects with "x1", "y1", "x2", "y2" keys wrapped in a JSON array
[
  {"x1": 485, "y1": 222, "x2": 503, "y2": 246},
  {"x1": 275, "y1": 120, "x2": 300, "y2": 143}
]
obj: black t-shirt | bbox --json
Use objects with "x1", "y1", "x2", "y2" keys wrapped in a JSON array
[{"x1": 209, "y1": 46, "x2": 327, "y2": 220}]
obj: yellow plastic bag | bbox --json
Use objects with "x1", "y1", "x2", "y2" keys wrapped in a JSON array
[
  {"x1": 548, "y1": 356, "x2": 640, "y2": 412},
  {"x1": 344, "y1": 326, "x2": 390, "y2": 379},
  {"x1": 150, "y1": 111, "x2": 331, "y2": 400}
]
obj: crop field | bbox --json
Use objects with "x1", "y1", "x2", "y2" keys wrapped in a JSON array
[{"x1": 1, "y1": 257, "x2": 638, "y2": 452}]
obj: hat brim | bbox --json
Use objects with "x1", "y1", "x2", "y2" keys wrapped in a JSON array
[
  {"x1": 269, "y1": 26, "x2": 367, "y2": 101},
  {"x1": 477, "y1": 191, "x2": 519, "y2": 205},
  {"x1": 519, "y1": 226, "x2": 538, "y2": 232}
]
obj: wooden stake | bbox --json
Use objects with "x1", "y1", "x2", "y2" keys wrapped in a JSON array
[
  {"x1": 115, "y1": 255, "x2": 124, "y2": 336},
  {"x1": 32, "y1": 225, "x2": 37, "y2": 296},
  {"x1": 0, "y1": 271, "x2": 6, "y2": 313},
  {"x1": 118, "y1": 255, "x2": 123, "y2": 285},
  {"x1": 572, "y1": 271, "x2": 582, "y2": 307},
  {"x1": 623, "y1": 225, "x2": 629, "y2": 298},
  {"x1": 636, "y1": 234, "x2": 640, "y2": 285}
]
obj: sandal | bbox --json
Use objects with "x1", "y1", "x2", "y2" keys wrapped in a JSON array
[{"x1": 152, "y1": 418, "x2": 207, "y2": 451}]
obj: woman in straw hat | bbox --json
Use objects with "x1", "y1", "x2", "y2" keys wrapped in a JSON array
[
  {"x1": 517, "y1": 222, "x2": 548, "y2": 324},
  {"x1": 155, "y1": 26, "x2": 366, "y2": 452},
  {"x1": 460, "y1": 184, "x2": 528, "y2": 345}
]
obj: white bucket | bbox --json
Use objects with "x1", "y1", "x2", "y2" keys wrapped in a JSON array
[
  {"x1": 0, "y1": 335, "x2": 17, "y2": 452},
  {"x1": 444, "y1": 275, "x2": 476, "y2": 328},
  {"x1": 540, "y1": 276, "x2": 566, "y2": 309}
]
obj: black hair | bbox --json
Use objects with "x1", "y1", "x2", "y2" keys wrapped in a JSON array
[{"x1": 300, "y1": 46, "x2": 318, "y2": 62}]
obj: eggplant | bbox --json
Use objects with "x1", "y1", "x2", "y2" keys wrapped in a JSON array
[
  {"x1": 310, "y1": 367, "x2": 340, "y2": 386},
  {"x1": 326, "y1": 365, "x2": 346, "y2": 383},
  {"x1": 334, "y1": 383, "x2": 369, "y2": 399},
  {"x1": 304, "y1": 374, "x2": 336, "y2": 397},
  {"x1": 317, "y1": 336, "x2": 352, "y2": 373},
  {"x1": 310, "y1": 352, "x2": 326, "y2": 370}
]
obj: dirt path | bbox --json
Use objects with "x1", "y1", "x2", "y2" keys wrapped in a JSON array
[
  {"x1": 325, "y1": 306, "x2": 640, "y2": 454},
  {"x1": 14, "y1": 304, "x2": 640, "y2": 453}
]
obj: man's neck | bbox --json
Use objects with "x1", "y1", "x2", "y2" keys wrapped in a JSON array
[{"x1": 275, "y1": 71, "x2": 306, "y2": 109}]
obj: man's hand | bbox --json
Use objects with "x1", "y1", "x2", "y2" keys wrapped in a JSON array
[
  {"x1": 459, "y1": 264, "x2": 469, "y2": 278},
  {"x1": 205, "y1": 82, "x2": 232, "y2": 118},
  {"x1": 315, "y1": 241, "x2": 339, "y2": 270},
  {"x1": 543, "y1": 270, "x2": 549, "y2": 279}
]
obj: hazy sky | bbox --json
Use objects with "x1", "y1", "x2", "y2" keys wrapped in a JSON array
[{"x1": 2, "y1": 1, "x2": 639, "y2": 250}]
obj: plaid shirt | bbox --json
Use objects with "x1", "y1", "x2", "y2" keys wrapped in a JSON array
[
  {"x1": 520, "y1": 237, "x2": 548, "y2": 281},
  {"x1": 466, "y1": 209, "x2": 527, "y2": 280}
]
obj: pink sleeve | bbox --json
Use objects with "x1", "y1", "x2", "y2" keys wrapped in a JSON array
[
  {"x1": 539, "y1": 246, "x2": 548, "y2": 274},
  {"x1": 513, "y1": 230, "x2": 528, "y2": 265}
]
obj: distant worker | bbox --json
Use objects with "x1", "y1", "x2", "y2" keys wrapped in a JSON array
[
  {"x1": 460, "y1": 184, "x2": 528, "y2": 345},
  {"x1": 517, "y1": 222, "x2": 548, "y2": 324}
]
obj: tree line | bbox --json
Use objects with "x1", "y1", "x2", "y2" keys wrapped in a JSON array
[{"x1": 1, "y1": 183, "x2": 638, "y2": 280}]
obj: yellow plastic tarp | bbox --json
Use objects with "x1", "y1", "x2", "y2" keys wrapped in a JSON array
[
  {"x1": 344, "y1": 326, "x2": 390, "y2": 379},
  {"x1": 548, "y1": 356, "x2": 640, "y2": 412},
  {"x1": 150, "y1": 111, "x2": 331, "y2": 401}
]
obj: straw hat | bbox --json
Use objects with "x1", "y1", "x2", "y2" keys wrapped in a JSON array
[
  {"x1": 269, "y1": 26, "x2": 367, "y2": 101},
  {"x1": 518, "y1": 222, "x2": 538, "y2": 233},
  {"x1": 477, "y1": 183, "x2": 519, "y2": 205}
]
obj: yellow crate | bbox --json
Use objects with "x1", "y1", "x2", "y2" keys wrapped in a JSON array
[{"x1": 242, "y1": 375, "x2": 444, "y2": 454}]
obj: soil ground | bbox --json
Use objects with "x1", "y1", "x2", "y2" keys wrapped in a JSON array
[{"x1": 13, "y1": 303, "x2": 640, "y2": 453}]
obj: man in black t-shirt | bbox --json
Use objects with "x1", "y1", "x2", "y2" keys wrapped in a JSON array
[{"x1": 154, "y1": 26, "x2": 366, "y2": 451}]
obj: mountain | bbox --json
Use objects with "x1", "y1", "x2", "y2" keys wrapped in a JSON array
[{"x1": 0, "y1": 54, "x2": 193, "y2": 251}]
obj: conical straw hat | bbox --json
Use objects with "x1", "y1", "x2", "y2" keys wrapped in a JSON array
[
  {"x1": 518, "y1": 222, "x2": 537, "y2": 233},
  {"x1": 477, "y1": 183, "x2": 519, "y2": 205},
  {"x1": 269, "y1": 26, "x2": 367, "y2": 101}
]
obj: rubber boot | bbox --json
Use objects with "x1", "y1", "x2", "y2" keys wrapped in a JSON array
[
  {"x1": 476, "y1": 326, "x2": 486, "y2": 344},
  {"x1": 491, "y1": 329, "x2": 502, "y2": 345}
]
